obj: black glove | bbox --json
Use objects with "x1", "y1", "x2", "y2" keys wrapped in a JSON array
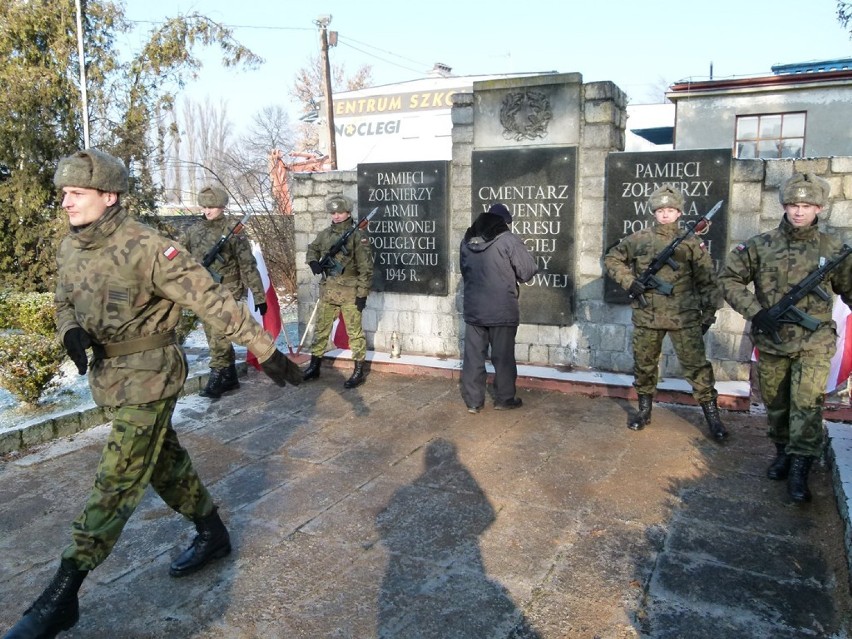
[
  {"x1": 628, "y1": 280, "x2": 646, "y2": 299},
  {"x1": 255, "y1": 302, "x2": 268, "y2": 316},
  {"x1": 260, "y1": 349, "x2": 303, "y2": 387},
  {"x1": 63, "y1": 327, "x2": 92, "y2": 375},
  {"x1": 751, "y1": 309, "x2": 780, "y2": 336},
  {"x1": 309, "y1": 261, "x2": 323, "y2": 275},
  {"x1": 355, "y1": 296, "x2": 367, "y2": 312}
]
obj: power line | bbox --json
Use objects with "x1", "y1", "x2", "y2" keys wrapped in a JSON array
[
  {"x1": 337, "y1": 39, "x2": 424, "y2": 75},
  {"x1": 127, "y1": 18, "x2": 429, "y2": 75},
  {"x1": 126, "y1": 18, "x2": 313, "y2": 33},
  {"x1": 337, "y1": 34, "x2": 431, "y2": 69}
]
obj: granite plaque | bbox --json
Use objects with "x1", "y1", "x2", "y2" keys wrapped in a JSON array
[
  {"x1": 471, "y1": 147, "x2": 577, "y2": 326},
  {"x1": 604, "y1": 149, "x2": 731, "y2": 304},
  {"x1": 358, "y1": 161, "x2": 449, "y2": 295}
]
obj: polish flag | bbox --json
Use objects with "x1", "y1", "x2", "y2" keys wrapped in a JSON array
[
  {"x1": 827, "y1": 295, "x2": 852, "y2": 393},
  {"x1": 751, "y1": 295, "x2": 852, "y2": 394},
  {"x1": 246, "y1": 242, "x2": 283, "y2": 370},
  {"x1": 331, "y1": 312, "x2": 349, "y2": 350}
]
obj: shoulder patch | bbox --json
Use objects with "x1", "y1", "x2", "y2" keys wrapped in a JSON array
[
  {"x1": 698, "y1": 240, "x2": 708, "y2": 252},
  {"x1": 164, "y1": 246, "x2": 180, "y2": 260},
  {"x1": 735, "y1": 243, "x2": 747, "y2": 252},
  {"x1": 360, "y1": 237, "x2": 369, "y2": 245}
]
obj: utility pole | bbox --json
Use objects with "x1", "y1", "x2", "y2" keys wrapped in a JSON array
[
  {"x1": 74, "y1": 0, "x2": 90, "y2": 147},
  {"x1": 316, "y1": 15, "x2": 337, "y2": 169}
]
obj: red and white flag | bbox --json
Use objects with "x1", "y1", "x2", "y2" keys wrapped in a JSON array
[
  {"x1": 751, "y1": 295, "x2": 852, "y2": 394},
  {"x1": 246, "y1": 242, "x2": 283, "y2": 370},
  {"x1": 330, "y1": 312, "x2": 349, "y2": 350},
  {"x1": 827, "y1": 295, "x2": 852, "y2": 393}
]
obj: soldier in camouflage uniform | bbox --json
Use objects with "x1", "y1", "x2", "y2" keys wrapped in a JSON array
[
  {"x1": 303, "y1": 194, "x2": 374, "y2": 388},
  {"x1": 181, "y1": 185, "x2": 267, "y2": 399},
  {"x1": 605, "y1": 184, "x2": 727, "y2": 440},
  {"x1": 3, "y1": 149, "x2": 303, "y2": 639},
  {"x1": 719, "y1": 173, "x2": 852, "y2": 503}
]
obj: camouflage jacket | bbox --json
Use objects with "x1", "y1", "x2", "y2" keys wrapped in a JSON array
[
  {"x1": 306, "y1": 221, "x2": 374, "y2": 304},
  {"x1": 180, "y1": 215, "x2": 264, "y2": 301},
  {"x1": 604, "y1": 220, "x2": 721, "y2": 330},
  {"x1": 719, "y1": 216, "x2": 852, "y2": 356},
  {"x1": 55, "y1": 205, "x2": 276, "y2": 407}
]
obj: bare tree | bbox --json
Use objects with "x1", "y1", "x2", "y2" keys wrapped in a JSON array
[
  {"x1": 291, "y1": 55, "x2": 373, "y2": 151},
  {"x1": 838, "y1": 1, "x2": 852, "y2": 31}
]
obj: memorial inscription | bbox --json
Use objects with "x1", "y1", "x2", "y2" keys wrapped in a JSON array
[
  {"x1": 604, "y1": 149, "x2": 731, "y2": 304},
  {"x1": 472, "y1": 147, "x2": 577, "y2": 325},
  {"x1": 358, "y1": 161, "x2": 449, "y2": 295}
]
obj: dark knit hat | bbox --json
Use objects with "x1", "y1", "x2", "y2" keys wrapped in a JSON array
[
  {"x1": 54, "y1": 148, "x2": 128, "y2": 193},
  {"x1": 648, "y1": 184, "x2": 685, "y2": 212},
  {"x1": 780, "y1": 173, "x2": 830, "y2": 207},
  {"x1": 198, "y1": 185, "x2": 229, "y2": 208},
  {"x1": 488, "y1": 203, "x2": 511, "y2": 224},
  {"x1": 326, "y1": 194, "x2": 353, "y2": 213}
]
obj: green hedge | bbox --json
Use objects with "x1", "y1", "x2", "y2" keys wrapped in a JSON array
[
  {"x1": 0, "y1": 333, "x2": 64, "y2": 406},
  {"x1": 0, "y1": 291, "x2": 56, "y2": 336}
]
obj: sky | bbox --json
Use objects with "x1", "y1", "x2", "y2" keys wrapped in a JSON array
[{"x1": 122, "y1": 0, "x2": 852, "y2": 135}]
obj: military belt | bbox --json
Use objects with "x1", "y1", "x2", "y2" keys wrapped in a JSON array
[{"x1": 94, "y1": 331, "x2": 177, "y2": 358}]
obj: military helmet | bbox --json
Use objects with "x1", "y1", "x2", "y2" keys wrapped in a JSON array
[
  {"x1": 326, "y1": 194, "x2": 353, "y2": 214},
  {"x1": 54, "y1": 148, "x2": 129, "y2": 194},
  {"x1": 198, "y1": 185, "x2": 229, "y2": 208},
  {"x1": 780, "y1": 173, "x2": 830, "y2": 207},
  {"x1": 648, "y1": 184, "x2": 685, "y2": 212}
]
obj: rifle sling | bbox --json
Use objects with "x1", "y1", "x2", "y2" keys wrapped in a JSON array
[{"x1": 94, "y1": 331, "x2": 178, "y2": 359}]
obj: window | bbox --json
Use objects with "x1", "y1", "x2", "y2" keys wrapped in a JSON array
[{"x1": 735, "y1": 112, "x2": 805, "y2": 159}]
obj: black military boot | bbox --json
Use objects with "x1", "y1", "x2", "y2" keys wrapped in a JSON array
[
  {"x1": 700, "y1": 398, "x2": 728, "y2": 441},
  {"x1": 343, "y1": 360, "x2": 366, "y2": 389},
  {"x1": 4, "y1": 559, "x2": 88, "y2": 639},
  {"x1": 302, "y1": 355, "x2": 322, "y2": 381},
  {"x1": 169, "y1": 508, "x2": 232, "y2": 577},
  {"x1": 787, "y1": 455, "x2": 814, "y2": 503},
  {"x1": 220, "y1": 363, "x2": 240, "y2": 393},
  {"x1": 199, "y1": 368, "x2": 226, "y2": 399},
  {"x1": 766, "y1": 442, "x2": 791, "y2": 480},
  {"x1": 628, "y1": 394, "x2": 652, "y2": 431}
]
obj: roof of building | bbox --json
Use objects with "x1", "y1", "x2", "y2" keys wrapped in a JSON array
[{"x1": 668, "y1": 58, "x2": 852, "y2": 96}]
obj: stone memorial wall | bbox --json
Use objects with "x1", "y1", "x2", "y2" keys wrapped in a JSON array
[{"x1": 292, "y1": 71, "x2": 852, "y2": 385}]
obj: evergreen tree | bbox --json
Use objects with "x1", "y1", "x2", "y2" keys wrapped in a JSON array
[{"x1": 0, "y1": 1, "x2": 261, "y2": 292}]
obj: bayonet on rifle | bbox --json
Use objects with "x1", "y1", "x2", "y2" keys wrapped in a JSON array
[{"x1": 631, "y1": 200, "x2": 723, "y2": 308}]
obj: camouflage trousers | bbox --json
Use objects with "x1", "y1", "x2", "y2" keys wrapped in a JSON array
[
  {"x1": 309, "y1": 299, "x2": 366, "y2": 361},
  {"x1": 203, "y1": 320, "x2": 236, "y2": 369},
  {"x1": 756, "y1": 349, "x2": 831, "y2": 457},
  {"x1": 61, "y1": 396, "x2": 214, "y2": 571},
  {"x1": 632, "y1": 324, "x2": 716, "y2": 402}
]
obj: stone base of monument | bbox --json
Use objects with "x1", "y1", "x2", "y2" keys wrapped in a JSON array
[{"x1": 320, "y1": 349, "x2": 753, "y2": 411}]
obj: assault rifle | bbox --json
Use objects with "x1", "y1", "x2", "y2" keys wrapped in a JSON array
[
  {"x1": 756, "y1": 243, "x2": 852, "y2": 344},
  {"x1": 631, "y1": 200, "x2": 723, "y2": 308},
  {"x1": 202, "y1": 212, "x2": 252, "y2": 284},
  {"x1": 316, "y1": 206, "x2": 379, "y2": 277}
]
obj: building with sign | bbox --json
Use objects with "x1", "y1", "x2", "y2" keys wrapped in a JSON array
[
  {"x1": 328, "y1": 67, "x2": 553, "y2": 169},
  {"x1": 328, "y1": 69, "x2": 676, "y2": 167}
]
